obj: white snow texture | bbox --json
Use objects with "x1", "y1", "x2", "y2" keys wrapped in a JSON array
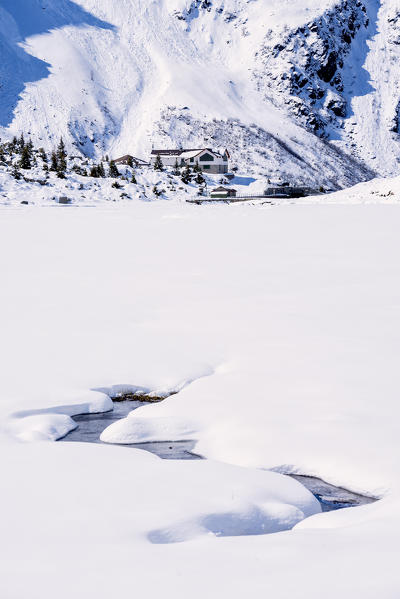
[{"x1": 1, "y1": 2, "x2": 400, "y2": 599}]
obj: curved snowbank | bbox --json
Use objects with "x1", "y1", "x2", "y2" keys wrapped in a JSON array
[
  {"x1": 6, "y1": 390, "x2": 112, "y2": 442},
  {"x1": 100, "y1": 413, "x2": 198, "y2": 444},
  {"x1": 146, "y1": 463, "x2": 320, "y2": 543},
  {"x1": 1, "y1": 440, "x2": 320, "y2": 547}
]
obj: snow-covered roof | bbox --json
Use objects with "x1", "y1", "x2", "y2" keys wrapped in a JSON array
[
  {"x1": 180, "y1": 150, "x2": 205, "y2": 159},
  {"x1": 114, "y1": 155, "x2": 149, "y2": 165},
  {"x1": 151, "y1": 148, "x2": 224, "y2": 159},
  {"x1": 210, "y1": 187, "x2": 237, "y2": 194},
  {"x1": 151, "y1": 148, "x2": 204, "y2": 156},
  {"x1": 181, "y1": 149, "x2": 224, "y2": 159}
]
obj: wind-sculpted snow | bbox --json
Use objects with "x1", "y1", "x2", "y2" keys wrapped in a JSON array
[
  {"x1": 0, "y1": 442, "x2": 323, "y2": 595},
  {"x1": 7, "y1": 390, "x2": 112, "y2": 442},
  {"x1": 147, "y1": 467, "x2": 318, "y2": 542}
]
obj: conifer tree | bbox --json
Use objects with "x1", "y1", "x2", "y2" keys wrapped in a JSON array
[
  {"x1": 12, "y1": 164, "x2": 21, "y2": 180},
  {"x1": 108, "y1": 160, "x2": 119, "y2": 178},
  {"x1": 181, "y1": 165, "x2": 192, "y2": 184},
  {"x1": 90, "y1": 165, "x2": 99, "y2": 178},
  {"x1": 19, "y1": 145, "x2": 32, "y2": 170},
  {"x1": 131, "y1": 171, "x2": 137, "y2": 184},
  {"x1": 172, "y1": 158, "x2": 180, "y2": 175},
  {"x1": 98, "y1": 162, "x2": 105, "y2": 178},
  {"x1": 194, "y1": 171, "x2": 205, "y2": 185},
  {"x1": 56, "y1": 138, "x2": 67, "y2": 178},
  {"x1": 10, "y1": 136, "x2": 18, "y2": 153},
  {"x1": 153, "y1": 154, "x2": 163, "y2": 171},
  {"x1": 18, "y1": 133, "x2": 25, "y2": 152},
  {"x1": 50, "y1": 151, "x2": 58, "y2": 172}
]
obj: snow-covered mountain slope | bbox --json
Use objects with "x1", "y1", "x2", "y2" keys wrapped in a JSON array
[
  {"x1": 1, "y1": 0, "x2": 399, "y2": 184},
  {"x1": 256, "y1": 0, "x2": 400, "y2": 175}
]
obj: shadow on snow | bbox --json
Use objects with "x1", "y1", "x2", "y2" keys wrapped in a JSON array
[
  {"x1": 329, "y1": 0, "x2": 380, "y2": 141},
  {"x1": 0, "y1": 0, "x2": 115, "y2": 127}
]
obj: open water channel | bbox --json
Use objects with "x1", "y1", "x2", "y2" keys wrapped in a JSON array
[{"x1": 61, "y1": 400, "x2": 376, "y2": 513}]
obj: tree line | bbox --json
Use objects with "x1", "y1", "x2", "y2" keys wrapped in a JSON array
[
  {"x1": 0, "y1": 135, "x2": 136, "y2": 183},
  {"x1": 0, "y1": 135, "x2": 209, "y2": 194}
]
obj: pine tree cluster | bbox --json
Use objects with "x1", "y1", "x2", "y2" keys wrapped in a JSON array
[
  {"x1": 0, "y1": 134, "x2": 139, "y2": 186},
  {"x1": 0, "y1": 133, "x2": 208, "y2": 193}
]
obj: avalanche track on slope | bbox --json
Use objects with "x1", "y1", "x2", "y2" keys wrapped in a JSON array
[{"x1": 0, "y1": 0, "x2": 385, "y2": 186}]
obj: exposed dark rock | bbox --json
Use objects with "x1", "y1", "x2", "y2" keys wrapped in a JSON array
[
  {"x1": 317, "y1": 52, "x2": 338, "y2": 82},
  {"x1": 327, "y1": 98, "x2": 347, "y2": 117},
  {"x1": 391, "y1": 100, "x2": 400, "y2": 133},
  {"x1": 255, "y1": 0, "x2": 370, "y2": 136},
  {"x1": 111, "y1": 391, "x2": 177, "y2": 403}
]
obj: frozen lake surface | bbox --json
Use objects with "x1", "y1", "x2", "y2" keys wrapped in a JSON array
[{"x1": 61, "y1": 401, "x2": 376, "y2": 512}]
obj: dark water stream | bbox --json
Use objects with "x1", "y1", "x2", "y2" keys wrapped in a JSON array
[
  {"x1": 61, "y1": 401, "x2": 376, "y2": 512},
  {"x1": 62, "y1": 400, "x2": 202, "y2": 459}
]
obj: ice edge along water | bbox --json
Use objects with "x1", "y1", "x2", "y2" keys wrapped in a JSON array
[{"x1": 61, "y1": 396, "x2": 378, "y2": 515}]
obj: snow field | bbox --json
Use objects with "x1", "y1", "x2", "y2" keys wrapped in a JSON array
[
  {"x1": 1, "y1": 0, "x2": 400, "y2": 595},
  {"x1": 1, "y1": 182, "x2": 400, "y2": 596}
]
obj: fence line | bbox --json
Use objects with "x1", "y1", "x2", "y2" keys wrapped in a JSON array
[{"x1": 187, "y1": 188, "x2": 322, "y2": 204}]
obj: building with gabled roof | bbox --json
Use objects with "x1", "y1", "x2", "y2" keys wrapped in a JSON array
[
  {"x1": 150, "y1": 148, "x2": 230, "y2": 174},
  {"x1": 210, "y1": 186, "x2": 237, "y2": 198},
  {"x1": 113, "y1": 155, "x2": 149, "y2": 167}
]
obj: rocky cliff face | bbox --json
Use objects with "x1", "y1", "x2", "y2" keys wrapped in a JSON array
[{"x1": 254, "y1": 0, "x2": 371, "y2": 136}]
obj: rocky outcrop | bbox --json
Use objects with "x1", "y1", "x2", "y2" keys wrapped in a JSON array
[
  {"x1": 172, "y1": 0, "x2": 213, "y2": 23},
  {"x1": 254, "y1": 0, "x2": 371, "y2": 136}
]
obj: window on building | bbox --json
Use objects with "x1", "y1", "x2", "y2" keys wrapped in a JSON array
[
  {"x1": 203, "y1": 165, "x2": 210, "y2": 169},
  {"x1": 199, "y1": 153, "x2": 214, "y2": 162}
]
